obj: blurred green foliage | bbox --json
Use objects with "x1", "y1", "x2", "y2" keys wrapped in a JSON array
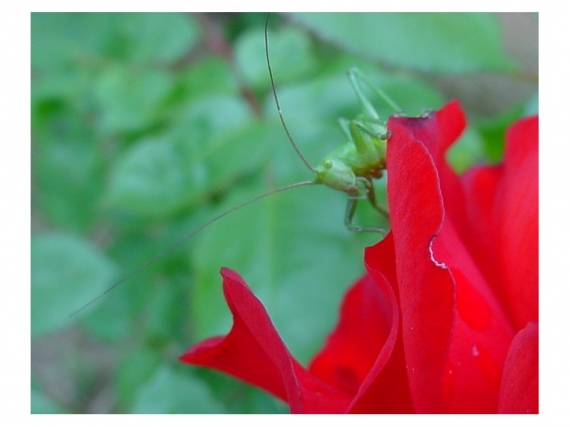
[{"x1": 31, "y1": 12, "x2": 537, "y2": 413}]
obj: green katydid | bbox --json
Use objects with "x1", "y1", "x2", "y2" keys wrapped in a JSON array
[
  {"x1": 70, "y1": 14, "x2": 401, "y2": 317},
  {"x1": 264, "y1": 12, "x2": 402, "y2": 233}
]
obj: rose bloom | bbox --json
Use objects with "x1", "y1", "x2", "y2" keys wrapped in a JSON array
[{"x1": 180, "y1": 101, "x2": 538, "y2": 414}]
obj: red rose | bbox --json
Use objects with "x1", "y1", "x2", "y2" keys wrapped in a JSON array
[{"x1": 180, "y1": 101, "x2": 538, "y2": 413}]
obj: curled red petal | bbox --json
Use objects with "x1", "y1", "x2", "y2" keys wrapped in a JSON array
[
  {"x1": 179, "y1": 268, "x2": 352, "y2": 413},
  {"x1": 308, "y1": 274, "x2": 392, "y2": 395},
  {"x1": 308, "y1": 233, "x2": 414, "y2": 413},
  {"x1": 350, "y1": 232, "x2": 414, "y2": 413},
  {"x1": 498, "y1": 322, "x2": 538, "y2": 413}
]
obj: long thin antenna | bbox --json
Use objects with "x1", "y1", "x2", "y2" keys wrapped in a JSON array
[
  {"x1": 70, "y1": 180, "x2": 316, "y2": 317},
  {"x1": 264, "y1": 13, "x2": 316, "y2": 173}
]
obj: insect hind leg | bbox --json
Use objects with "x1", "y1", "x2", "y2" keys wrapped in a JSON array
[{"x1": 347, "y1": 67, "x2": 402, "y2": 115}]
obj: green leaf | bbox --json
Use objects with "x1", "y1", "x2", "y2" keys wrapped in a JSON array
[
  {"x1": 174, "y1": 56, "x2": 239, "y2": 101},
  {"x1": 104, "y1": 136, "x2": 196, "y2": 217},
  {"x1": 477, "y1": 103, "x2": 527, "y2": 162},
  {"x1": 446, "y1": 126, "x2": 487, "y2": 173},
  {"x1": 193, "y1": 369, "x2": 288, "y2": 414},
  {"x1": 292, "y1": 12, "x2": 516, "y2": 74},
  {"x1": 80, "y1": 215, "x2": 196, "y2": 342},
  {"x1": 31, "y1": 69, "x2": 91, "y2": 107},
  {"x1": 95, "y1": 65, "x2": 173, "y2": 133},
  {"x1": 31, "y1": 13, "x2": 111, "y2": 72},
  {"x1": 374, "y1": 74, "x2": 445, "y2": 116},
  {"x1": 202, "y1": 119, "x2": 274, "y2": 192},
  {"x1": 79, "y1": 278, "x2": 137, "y2": 342},
  {"x1": 104, "y1": 96, "x2": 272, "y2": 217},
  {"x1": 117, "y1": 13, "x2": 200, "y2": 64},
  {"x1": 131, "y1": 366, "x2": 224, "y2": 413},
  {"x1": 115, "y1": 347, "x2": 161, "y2": 408},
  {"x1": 32, "y1": 13, "x2": 199, "y2": 71},
  {"x1": 32, "y1": 107, "x2": 105, "y2": 232},
  {"x1": 235, "y1": 25, "x2": 316, "y2": 90},
  {"x1": 31, "y1": 233, "x2": 116, "y2": 336}
]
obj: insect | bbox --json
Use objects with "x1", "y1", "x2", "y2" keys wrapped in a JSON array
[
  {"x1": 267, "y1": 61, "x2": 396, "y2": 233},
  {"x1": 70, "y1": 13, "x2": 400, "y2": 317}
]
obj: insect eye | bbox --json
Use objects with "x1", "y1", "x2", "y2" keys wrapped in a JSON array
[{"x1": 324, "y1": 160, "x2": 333, "y2": 169}]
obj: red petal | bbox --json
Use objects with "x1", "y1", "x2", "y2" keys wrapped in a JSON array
[
  {"x1": 386, "y1": 102, "x2": 515, "y2": 412},
  {"x1": 179, "y1": 103, "x2": 538, "y2": 415},
  {"x1": 351, "y1": 233, "x2": 414, "y2": 413},
  {"x1": 497, "y1": 117, "x2": 538, "y2": 329},
  {"x1": 179, "y1": 268, "x2": 352, "y2": 413},
  {"x1": 460, "y1": 165, "x2": 508, "y2": 309},
  {"x1": 308, "y1": 274, "x2": 392, "y2": 395},
  {"x1": 308, "y1": 233, "x2": 414, "y2": 413},
  {"x1": 389, "y1": 101, "x2": 470, "y2": 237},
  {"x1": 433, "y1": 221, "x2": 513, "y2": 412},
  {"x1": 460, "y1": 116, "x2": 538, "y2": 330},
  {"x1": 384, "y1": 113, "x2": 455, "y2": 412},
  {"x1": 498, "y1": 322, "x2": 538, "y2": 413}
]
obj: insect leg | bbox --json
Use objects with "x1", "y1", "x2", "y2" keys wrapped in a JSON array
[
  {"x1": 344, "y1": 178, "x2": 387, "y2": 233},
  {"x1": 344, "y1": 196, "x2": 386, "y2": 233},
  {"x1": 348, "y1": 67, "x2": 402, "y2": 113},
  {"x1": 362, "y1": 177, "x2": 389, "y2": 220},
  {"x1": 352, "y1": 118, "x2": 391, "y2": 140}
]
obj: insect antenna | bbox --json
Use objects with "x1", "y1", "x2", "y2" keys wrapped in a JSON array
[
  {"x1": 264, "y1": 13, "x2": 316, "y2": 173},
  {"x1": 71, "y1": 14, "x2": 321, "y2": 318},
  {"x1": 70, "y1": 179, "x2": 316, "y2": 317}
]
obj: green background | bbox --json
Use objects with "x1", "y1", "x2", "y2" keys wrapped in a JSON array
[{"x1": 31, "y1": 12, "x2": 538, "y2": 413}]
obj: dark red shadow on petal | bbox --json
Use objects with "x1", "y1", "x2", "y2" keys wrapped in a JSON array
[
  {"x1": 498, "y1": 322, "x2": 538, "y2": 413},
  {"x1": 180, "y1": 268, "x2": 352, "y2": 413}
]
